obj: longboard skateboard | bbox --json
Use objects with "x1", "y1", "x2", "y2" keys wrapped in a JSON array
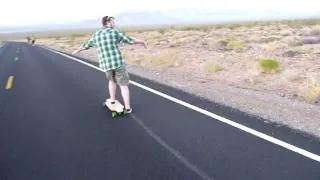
[{"x1": 103, "y1": 99, "x2": 125, "y2": 118}]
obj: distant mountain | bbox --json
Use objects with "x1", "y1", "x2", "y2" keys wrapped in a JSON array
[{"x1": 1, "y1": 9, "x2": 320, "y2": 34}]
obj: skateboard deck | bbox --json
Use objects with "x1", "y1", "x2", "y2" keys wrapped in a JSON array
[{"x1": 103, "y1": 99, "x2": 124, "y2": 118}]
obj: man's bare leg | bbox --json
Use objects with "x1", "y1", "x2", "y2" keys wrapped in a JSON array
[
  {"x1": 108, "y1": 80, "x2": 117, "y2": 101},
  {"x1": 120, "y1": 85, "x2": 131, "y2": 109}
]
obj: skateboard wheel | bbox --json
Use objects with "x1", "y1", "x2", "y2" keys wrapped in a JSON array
[{"x1": 112, "y1": 112, "x2": 117, "y2": 118}]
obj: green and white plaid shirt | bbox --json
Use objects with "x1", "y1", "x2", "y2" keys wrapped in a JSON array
[{"x1": 81, "y1": 27, "x2": 134, "y2": 71}]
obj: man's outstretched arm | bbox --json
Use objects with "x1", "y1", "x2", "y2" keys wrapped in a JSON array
[
  {"x1": 116, "y1": 30, "x2": 147, "y2": 48},
  {"x1": 131, "y1": 37, "x2": 147, "y2": 48},
  {"x1": 72, "y1": 35, "x2": 95, "y2": 54}
]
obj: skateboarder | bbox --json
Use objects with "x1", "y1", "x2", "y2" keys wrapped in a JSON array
[
  {"x1": 26, "y1": 36, "x2": 31, "y2": 44},
  {"x1": 31, "y1": 35, "x2": 36, "y2": 45},
  {"x1": 72, "y1": 16, "x2": 147, "y2": 114}
]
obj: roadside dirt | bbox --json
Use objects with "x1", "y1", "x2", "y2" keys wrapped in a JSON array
[{"x1": 36, "y1": 21, "x2": 320, "y2": 138}]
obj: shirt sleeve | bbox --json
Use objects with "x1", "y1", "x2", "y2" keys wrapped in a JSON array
[
  {"x1": 82, "y1": 35, "x2": 96, "y2": 49},
  {"x1": 116, "y1": 29, "x2": 135, "y2": 44}
]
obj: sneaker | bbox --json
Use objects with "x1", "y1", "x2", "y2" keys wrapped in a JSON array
[{"x1": 123, "y1": 108, "x2": 132, "y2": 114}]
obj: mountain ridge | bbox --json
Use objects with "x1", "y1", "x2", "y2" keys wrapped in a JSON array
[{"x1": 1, "y1": 9, "x2": 320, "y2": 33}]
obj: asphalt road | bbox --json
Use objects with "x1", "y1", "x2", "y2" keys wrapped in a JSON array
[{"x1": 0, "y1": 42, "x2": 319, "y2": 180}]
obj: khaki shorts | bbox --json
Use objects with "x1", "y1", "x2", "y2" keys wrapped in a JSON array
[{"x1": 106, "y1": 65, "x2": 130, "y2": 86}]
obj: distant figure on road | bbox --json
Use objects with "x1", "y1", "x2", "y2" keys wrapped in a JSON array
[
  {"x1": 26, "y1": 36, "x2": 31, "y2": 44},
  {"x1": 31, "y1": 36, "x2": 36, "y2": 46},
  {"x1": 72, "y1": 15, "x2": 147, "y2": 114}
]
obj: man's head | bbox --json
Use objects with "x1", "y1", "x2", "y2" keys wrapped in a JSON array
[{"x1": 102, "y1": 16, "x2": 115, "y2": 27}]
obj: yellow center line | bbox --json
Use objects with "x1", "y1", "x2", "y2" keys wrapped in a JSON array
[{"x1": 5, "y1": 76, "x2": 14, "y2": 90}]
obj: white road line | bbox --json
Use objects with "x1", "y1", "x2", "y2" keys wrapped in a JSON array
[{"x1": 45, "y1": 47, "x2": 320, "y2": 163}]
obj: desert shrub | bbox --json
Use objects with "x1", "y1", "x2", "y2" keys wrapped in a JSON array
[
  {"x1": 228, "y1": 40, "x2": 245, "y2": 49},
  {"x1": 309, "y1": 25, "x2": 320, "y2": 36},
  {"x1": 158, "y1": 29, "x2": 166, "y2": 34},
  {"x1": 204, "y1": 63, "x2": 223, "y2": 72},
  {"x1": 262, "y1": 41, "x2": 288, "y2": 52},
  {"x1": 259, "y1": 58, "x2": 281, "y2": 73},
  {"x1": 216, "y1": 37, "x2": 245, "y2": 50},
  {"x1": 303, "y1": 79, "x2": 320, "y2": 103}
]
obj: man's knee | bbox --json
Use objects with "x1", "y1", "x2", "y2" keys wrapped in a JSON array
[
  {"x1": 116, "y1": 66, "x2": 130, "y2": 86},
  {"x1": 117, "y1": 76, "x2": 130, "y2": 86}
]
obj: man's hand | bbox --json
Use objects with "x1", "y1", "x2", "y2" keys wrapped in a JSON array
[
  {"x1": 142, "y1": 40, "x2": 147, "y2": 48},
  {"x1": 138, "y1": 40, "x2": 147, "y2": 48},
  {"x1": 133, "y1": 38, "x2": 147, "y2": 48},
  {"x1": 72, "y1": 48, "x2": 83, "y2": 55}
]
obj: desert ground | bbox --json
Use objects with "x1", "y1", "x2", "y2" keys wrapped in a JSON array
[{"x1": 10, "y1": 18, "x2": 320, "y2": 138}]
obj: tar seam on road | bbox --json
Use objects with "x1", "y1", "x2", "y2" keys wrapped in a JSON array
[
  {"x1": 44, "y1": 46, "x2": 320, "y2": 163},
  {"x1": 130, "y1": 114, "x2": 214, "y2": 180},
  {"x1": 5, "y1": 76, "x2": 14, "y2": 90}
]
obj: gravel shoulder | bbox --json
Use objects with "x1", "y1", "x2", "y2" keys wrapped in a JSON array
[
  {"x1": 50, "y1": 47, "x2": 320, "y2": 139},
  {"x1": 126, "y1": 64, "x2": 320, "y2": 139}
]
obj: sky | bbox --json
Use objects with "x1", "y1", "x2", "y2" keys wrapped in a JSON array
[{"x1": 0, "y1": 0, "x2": 319, "y2": 27}]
